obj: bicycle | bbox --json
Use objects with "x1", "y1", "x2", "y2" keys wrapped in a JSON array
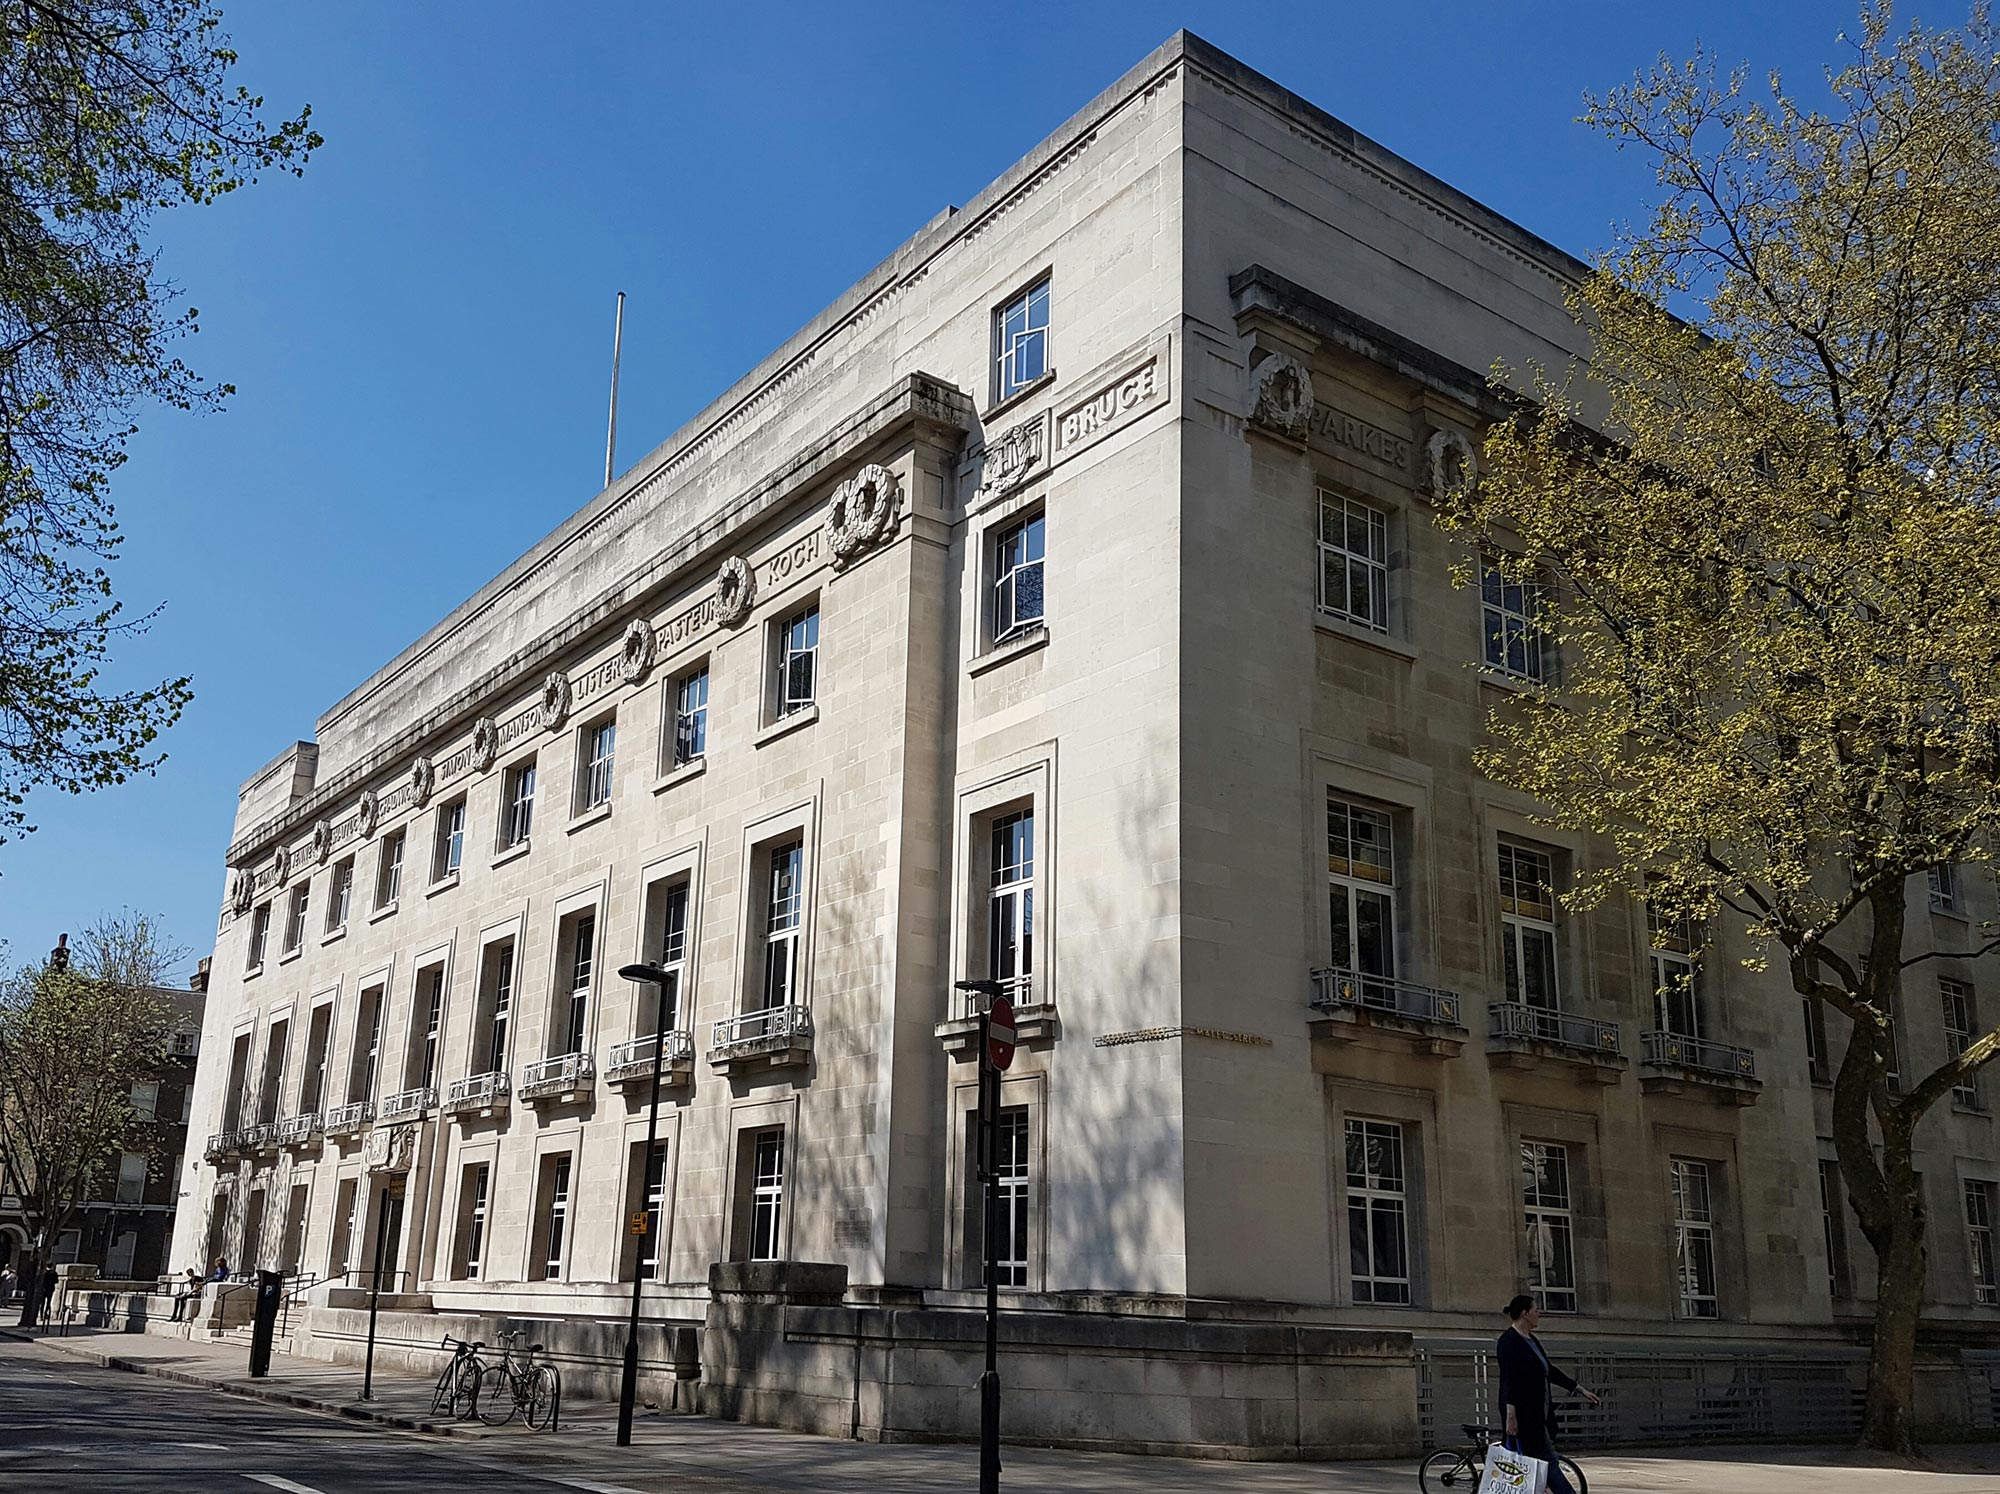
[
  {"x1": 476, "y1": 1329, "x2": 561, "y2": 1431},
  {"x1": 430, "y1": 1334, "x2": 486, "y2": 1420},
  {"x1": 1418, "y1": 1423, "x2": 1586, "y2": 1493}
]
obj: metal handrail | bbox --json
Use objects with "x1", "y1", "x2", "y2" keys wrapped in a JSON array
[
  {"x1": 606, "y1": 1029, "x2": 695, "y2": 1079},
  {"x1": 242, "y1": 1122, "x2": 279, "y2": 1150},
  {"x1": 275, "y1": 1113, "x2": 322, "y2": 1146},
  {"x1": 1488, "y1": 1001, "x2": 1622, "y2": 1056},
  {"x1": 323, "y1": 1100, "x2": 372, "y2": 1136},
  {"x1": 1640, "y1": 1030, "x2": 1758, "y2": 1079},
  {"x1": 711, "y1": 1004, "x2": 813, "y2": 1057},
  {"x1": 1310, "y1": 966, "x2": 1465, "y2": 1027},
  {"x1": 377, "y1": 1086, "x2": 436, "y2": 1123},
  {"x1": 443, "y1": 1071, "x2": 510, "y2": 1111},
  {"x1": 520, "y1": 1051, "x2": 594, "y2": 1097}
]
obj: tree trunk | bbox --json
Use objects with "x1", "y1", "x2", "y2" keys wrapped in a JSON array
[
  {"x1": 14, "y1": 1246, "x2": 41, "y2": 1329},
  {"x1": 1861, "y1": 1201, "x2": 1927, "y2": 1453}
]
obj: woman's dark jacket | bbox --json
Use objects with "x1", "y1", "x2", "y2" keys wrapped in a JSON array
[{"x1": 1495, "y1": 1328, "x2": 1579, "y2": 1446}]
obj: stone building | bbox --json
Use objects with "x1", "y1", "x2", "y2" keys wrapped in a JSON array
[{"x1": 175, "y1": 32, "x2": 2000, "y2": 1455}]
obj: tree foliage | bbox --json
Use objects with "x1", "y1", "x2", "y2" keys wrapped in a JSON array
[
  {"x1": 1440, "y1": 4, "x2": 2000, "y2": 1454},
  {"x1": 0, "y1": 957, "x2": 172, "y2": 1293},
  {"x1": 0, "y1": 2, "x2": 317, "y2": 843}
]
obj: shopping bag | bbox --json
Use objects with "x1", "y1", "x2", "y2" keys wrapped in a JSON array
[{"x1": 1476, "y1": 1438, "x2": 1548, "y2": 1494}]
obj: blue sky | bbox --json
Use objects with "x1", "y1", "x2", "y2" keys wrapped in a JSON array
[{"x1": 0, "y1": 0, "x2": 1878, "y2": 974}]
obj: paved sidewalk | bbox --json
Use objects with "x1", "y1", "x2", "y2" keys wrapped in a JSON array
[{"x1": 6, "y1": 1326, "x2": 2000, "y2": 1492}]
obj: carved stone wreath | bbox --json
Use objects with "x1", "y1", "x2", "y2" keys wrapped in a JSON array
[
  {"x1": 538, "y1": 671, "x2": 573, "y2": 734},
  {"x1": 272, "y1": 845, "x2": 291, "y2": 890},
  {"x1": 1248, "y1": 354, "x2": 1314, "y2": 439},
  {"x1": 310, "y1": 819, "x2": 332, "y2": 865},
  {"x1": 230, "y1": 868, "x2": 255, "y2": 915},
  {"x1": 826, "y1": 463, "x2": 902, "y2": 564},
  {"x1": 409, "y1": 755, "x2": 435, "y2": 809},
  {"x1": 714, "y1": 555, "x2": 756, "y2": 628},
  {"x1": 619, "y1": 617, "x2": 657, "y2": 685},
  {"x1": 1426, "y1": 427, "x2": 1478, "y2": 502},
  {"x1": 356, "y1": 790, "x2": 380, "y2": 840},
  {"x1": 471, "y1": 716, "x2": 499, "y2": 774}
]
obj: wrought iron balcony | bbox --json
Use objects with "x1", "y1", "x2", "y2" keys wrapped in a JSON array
[
  {"x1": 376, "y1": 1086, "x2": 436, "y2": 1124},
  {"x1": 274, "y1": 1113, "x2": 322, "y2": 1148},
  {"x1": 444, "y1": 1070, "x2": 511, "y2": 1115},
  {"x1": 519, "y1": 1051, "x2": 595, "y2": 1102},
  {"x1": 936, "y1": 976, "x2": 1059, "y2": 1061},
  {"x1": 1487, "y1": 1001, "x2": 1625, "y2": 1081},
  {"x1": 241, "y1": 1122, "x2": 279, "y2": 1152},
  {"x1": 1311, "y1": 967, "x2": 1466, "y2": 1026},
  {"x1": 203, "y1": 1130, "x2": 238, "y2": 1164},
  {"x1": 1307, "y1": 967, "x2": 1468, "y2": 1059},
  {"x1": 710, "y1": 1004, "x2": 814, "y2": 1075},
  {"x1": 1639, "y1": 1030, "x2": 1761, "y2": 1104},
  {"x1": 606, "y1": 1030, "x2": 696, "y2": 1084},
  {"x1": 322, "y1": 1100, "x2": 372, "y2": 1137}
]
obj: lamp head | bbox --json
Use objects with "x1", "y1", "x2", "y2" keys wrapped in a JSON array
[{"x1": 619, "y1": 962, "x2": 670, "y2": 985}]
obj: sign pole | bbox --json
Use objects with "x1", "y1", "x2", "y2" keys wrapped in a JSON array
[
  {"x1": 617, "y1": 962, "x2": 675, "y2": 1447},
  {"x1": 360, "y1": 1196, "x2": 391, "y2": 1401},
  {"x1": 978, "y1": 1008, "x2": 1001, "y2": 1494}
]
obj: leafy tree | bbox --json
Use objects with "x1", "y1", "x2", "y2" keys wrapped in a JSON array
[
  {"x1": 0, "y1": 2, "x2": 318, "y2": 844},
  {"x1": 0, "y1": 955, "x2": 172, "y2": 1324},
  {"x1": 1439, "y1": 5, "x2": 2000, "y2": 1454}
]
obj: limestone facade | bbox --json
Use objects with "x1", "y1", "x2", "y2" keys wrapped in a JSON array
[{"x1": 174, "y1": 32, "x2": 2000, "y2": 1452}]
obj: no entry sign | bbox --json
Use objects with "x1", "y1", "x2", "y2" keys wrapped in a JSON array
[{"x1": 986, "y1": 994, "x2": 1017, "y2": 1072}]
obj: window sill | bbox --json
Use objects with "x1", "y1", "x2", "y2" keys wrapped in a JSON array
[
  {"x1": 1954, "y1": 1101, "x2": 1990, "y2": 1119},
  {"x1": 981, "y1": 369, "x2": 1057, "y2": 424},
  {"x1": 1930, "y1": 903, "x2": 1970, "y2": 923},
  {"x1": 1477, "y1": 668, "x2": 1549, "y2": 698},
  {"x1": 278, "y1": 947, "x2": 303, "y2": 967},
  {"x1": 243, "y1": 963, "x2": 265, "y2": 982},
  {"x1": 970, "y1": 626, "x2": 1049, "y2": 678},
  {"x1": 425, "y1": 871, "x2": 461, "y2": 899},
  {"x1": 755, "y1": 704, "x2": 819, "y2": 748},
  {"x1": 1313, "y1": 613, "x2": 1417, "y2": 662},
  {"x1": 567, "y1": 801, "x2": 614, "y2": 834},
  {"x1": 320, "y1": 925, "x2": 348, "y2": 948},
  {"x1": 368, "y1": 901, "x2": 399, "y2": 925},
  {"x1": 491, "y1": 840, "x2": 532, "y2": 870},
  {"x1": 654, "y1": 757, "x2": 708, "y2": 795}
]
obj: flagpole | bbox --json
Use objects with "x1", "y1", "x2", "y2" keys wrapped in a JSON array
[{"x1": 604, "y1": 291, "x2": 626, "y2": 489}]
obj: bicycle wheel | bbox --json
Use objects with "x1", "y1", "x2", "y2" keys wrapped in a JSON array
[
  {"x1": 524, "y1": 1363, "x2": 560, "y2": 1431},
  {"x1": 450, "y1": 1354, "x2": 483, "y2": 1418},
  {"x1": 1560, "y1": 1456, "x2": 1588, "y2": 1494},
  {"x1": 475, "y1": 1365, "x2": 517, "y2": 1426},
  {"x1": 1419, "y1": 1449, "x2": 1475, "y2": 1492}
]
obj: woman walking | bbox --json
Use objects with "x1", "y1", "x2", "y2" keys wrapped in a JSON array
[{"x1": 1497, "y1": 1293, "x2": 1598, "y2": 1494}]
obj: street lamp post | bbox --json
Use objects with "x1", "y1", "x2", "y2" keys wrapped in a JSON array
[
  {"x1": 956, "y1": 978, "x2": 1005, "y2": 1494},
  {"x1": 615, "y1": 960, "x2": 676, "y2": 1448}
]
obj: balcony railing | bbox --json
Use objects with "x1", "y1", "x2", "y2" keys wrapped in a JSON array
[
  {"x1": 1641, "y1": 1030, "x2": 1758, "y2": 1081},
  {"x1": 376, "y1": 1086, "x2": 436, "y2": 1124},
  {"x1": 323, "y1": 1101, "x2": 372, "y2": 1137},
  {"x1": 519, "y1": 1052, "x2": 595, "y2": 1100},
  {"x1": 444, "y1": 1070, "x2": 511, "y2": 1114},
  {"x1": 1488, "y1": 1001, "x2": 1622, "y2": 1057},
  {"x1": 204, "y1": 1130, "x2": 238, "y2": 1163},
  {"x1": 274, "y1": 1113, "x2": 322, "y2": 1148},
  {"x1": 955, "y1": 974, "x2": 1038, "y2": 1020},
  {"x1": 242, "y1": 1122, "x2": 279, "y2": 1151},
  {"x1": 710, "y1": 1004, "x2": 814, "y2": 1063},
  {"x1": 1310, "y1": 967, "x2": 1465, "y2": 1027},
  {"x1": 606, "y1": 1029, "x2": 696, "y2": 1083}
]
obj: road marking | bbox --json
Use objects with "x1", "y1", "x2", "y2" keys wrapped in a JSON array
[
  {"x1": 547, "y1": 1481, "x2": 647, "y2": 1494},
  {"x1": 179, "y1": 1441, "x2": 230, "y2": 1450},
  {"x1": 244, "y1": 1477, "x2": 330, "y2": 1494}
]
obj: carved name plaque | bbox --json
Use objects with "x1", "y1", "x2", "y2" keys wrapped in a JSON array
[
  {"x1": 1310, "y1": 404, "x2": 1414, "y2": 472},
  {"x1": 1056, "y1": 354, "x2": 1166, "y2": 458}
]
